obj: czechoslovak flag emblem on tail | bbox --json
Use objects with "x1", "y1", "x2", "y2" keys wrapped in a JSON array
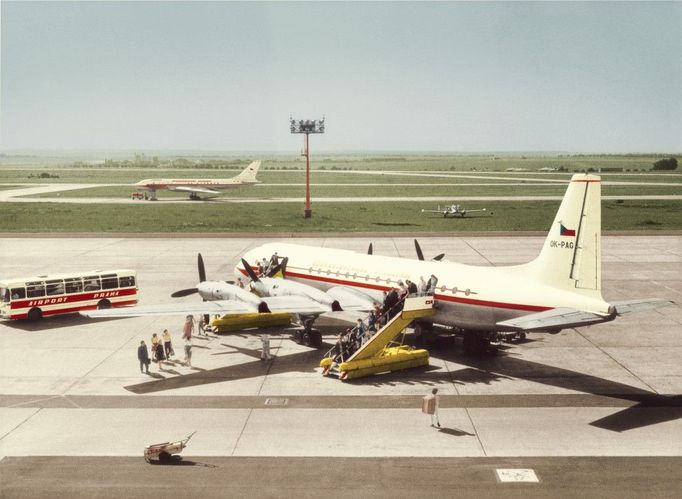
[{"x1": 559, "y1": 222, "x2": 576, "y2": 237}]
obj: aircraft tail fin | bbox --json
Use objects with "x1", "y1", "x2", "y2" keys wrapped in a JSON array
[
  {"x1": 233, "y1": 160, "x2": 261, "y2": 183},
  {"x1": 526, "y1": 173, "x2": 602, "y2": 299}
]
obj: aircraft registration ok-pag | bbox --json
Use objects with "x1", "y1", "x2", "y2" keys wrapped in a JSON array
[
  {"x1": 85, "y1": 173, "x2": 671, "y2": 353},
  {"x1": 134, "y1": 160, "x2": 261, "y2": 200}
]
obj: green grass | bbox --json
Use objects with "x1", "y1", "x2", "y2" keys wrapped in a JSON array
[
  {"x1": 1, "y1": 153, "x2": 680, "y2": 180},
  {"x1": 1, "y1": 154, "x2": 679, "y2": 233},
  {"x1": 0, "y1": 200, "x2": 680, "y2": 233}
]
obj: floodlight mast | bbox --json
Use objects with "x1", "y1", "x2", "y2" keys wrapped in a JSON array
[{"x1": 290, "y1": 117, "x2": 325, "y2": 218}]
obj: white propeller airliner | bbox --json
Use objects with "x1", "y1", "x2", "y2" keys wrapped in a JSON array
[{"x1": 84, "y1": 173, "x2": 671, "y2": 352}]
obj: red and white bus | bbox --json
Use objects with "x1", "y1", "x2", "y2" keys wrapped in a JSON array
[{"x1": 0, "y1": 270, "x2": 138, "y2": 320}]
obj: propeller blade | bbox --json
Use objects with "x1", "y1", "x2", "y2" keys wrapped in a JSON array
[
  {"x1": 367, "y1": 243, "x2": 373, "y2": 255},
  {"x1": 171, "y1": 288, "x2": 198, "y2": 298},
  {"x1": 433, "y1": 253, "x2": 445, "y2": 261},
  {"x1": 198, "y1": 253, "x2": 207, "y2": 283},
  {"x1": 241, "y1": 258, "x2": 260, "y2": 282},
  {"x1": 414, "y1": 239, "x2": 425, "y2": 261}
]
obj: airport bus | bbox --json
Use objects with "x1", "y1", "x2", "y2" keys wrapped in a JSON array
[{"x1": 0, "y1": 270, "x2": 138, "y2": 320}]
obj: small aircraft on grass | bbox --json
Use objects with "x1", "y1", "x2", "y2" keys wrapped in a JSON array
[{"x1": 421, "y1": 204, "x2": 487, "y2": 218}]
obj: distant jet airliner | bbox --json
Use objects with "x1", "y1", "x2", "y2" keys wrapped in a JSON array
[{"x1": 134, "y1": 160, "x2": 261, "y2": 200}]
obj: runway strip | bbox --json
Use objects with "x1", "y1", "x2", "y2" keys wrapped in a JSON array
[
  {"x1": 1, "y1": 403, "x2": 681, "y2": 457},
  {"x1": 2, "y1": 456, "x2": 681, "y2": 499}
]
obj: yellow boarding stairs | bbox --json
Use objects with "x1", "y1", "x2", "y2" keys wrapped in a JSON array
[{"x1": 320, "y1": 295, "x2": 436, "y2": 380}]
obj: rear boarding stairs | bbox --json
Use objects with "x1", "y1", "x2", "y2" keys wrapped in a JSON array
[{"x1": 320, "y1": 295, "x2": 436, "y2": 380}]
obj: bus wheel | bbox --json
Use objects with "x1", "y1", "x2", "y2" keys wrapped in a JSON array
[
  {"x1": 97, "y1": 299, "x2": 112, "y2": 310},
  {"x1": 27, "y1": 308, "x2": 43, "y2": 321}
]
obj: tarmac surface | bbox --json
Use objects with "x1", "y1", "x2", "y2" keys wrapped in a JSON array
[{"x1": 0, "y1": 235, "x2": 681, "y2": 497}]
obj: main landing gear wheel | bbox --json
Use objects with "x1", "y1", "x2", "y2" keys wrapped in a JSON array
[
  {"x1": 292, "y1": 329, "x2": 322, "y2": 348},
  {"x1": 463, "y1": 331, "x2": 496, "y2": 356}
]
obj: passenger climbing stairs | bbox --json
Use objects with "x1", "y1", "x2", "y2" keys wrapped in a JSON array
[{"x1": 320, "y1": 295, "x2": 435, "y2": 380}]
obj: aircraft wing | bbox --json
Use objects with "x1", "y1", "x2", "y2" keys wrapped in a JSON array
[
  {"x1": 81, "y1": 296, "x2": 329, "y2": 319},
  {"x1": 81, "y1": 300, "x2": 255, "y2": 318},
  {"x1": 496, "y1": 307, "x2": 614, "y2": 332},
  {"x1": 168, "y1": 186, "x2": 221, "y2": 195},
  {"x1": 325, "y1": 286, "x2": 377, "y2": 311},
  {"x1": 261, "y1": 296, "x2": 330, "y2": 314},
  {"x1": 421, "y1": 209, "x2": 445, "y2": 214},
  {"x1": 610, "y1": 298, "x2": 674, "y2": 315}
]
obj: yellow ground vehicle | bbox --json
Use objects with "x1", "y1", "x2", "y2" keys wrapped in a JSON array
[{"x1": 210, "y1": 312, "x2": 292, "y2": 332}]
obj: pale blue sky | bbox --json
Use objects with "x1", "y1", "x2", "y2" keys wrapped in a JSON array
[{"x1": 2, "y1": 1, "x2": 681, "y2": 152}]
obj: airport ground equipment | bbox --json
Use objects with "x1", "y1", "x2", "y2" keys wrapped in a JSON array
[
  {"x1": 211, "y1": 312, "x2": 292, "y2": 332},
  {"x1": 320, "y1": 296, "x2": 435, "y2": 380},
  {"x1": 144, "y1": 431, "x2": 196, "y2": 463}
]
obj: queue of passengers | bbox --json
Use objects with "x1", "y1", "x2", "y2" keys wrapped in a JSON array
[
  {"x1": 255, "y1": 253, "x2": 281, "y2": 277},
  {"x1": 332, "y1": 275, "x2": 438, "y2": 362}
]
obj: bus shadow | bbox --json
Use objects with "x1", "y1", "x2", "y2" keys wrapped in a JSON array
[{"x1": 2, "y1": 314, "x2": 125, "y2": 331}]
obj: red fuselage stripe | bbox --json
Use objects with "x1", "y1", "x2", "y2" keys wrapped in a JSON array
[{"x1": 238, "y1": 268, "x2": 550, "y2": 313}]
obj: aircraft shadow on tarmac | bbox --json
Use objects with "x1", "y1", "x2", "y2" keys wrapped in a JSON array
[
  {"x1": 433, "y1": 346, "x2": 682, "y2": 432},
  {"x1": 123, "y1": 336, "x2": 682, "y2": 432}
]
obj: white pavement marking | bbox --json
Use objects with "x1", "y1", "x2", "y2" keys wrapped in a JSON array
[
  {"x1": 0, "y1": 408, "x2": 41, "y2": 442},
  {"x1": 496, "y1": 469, "x2": 539, "y2": 483}
]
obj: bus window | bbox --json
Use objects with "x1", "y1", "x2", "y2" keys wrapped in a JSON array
[
  {"x1": 83, "y1": 276, "x2": 100, "y2": 291},
  {"x1": 119, "y1": 276, "x2": 135, "y2": 288},
  {"x1": 1, "y1": 288, "x2": 8, "y2": 303},
  {"x1": 46, "y1": 279, "x2": 65, "y2": 296},
  {"x1": 11, "y1": 288, "x2": 26, "y2": 300},
  {"x1": 64, "y1": 278, "x2": 83, "y2": 294},
  {"x1": 101, "y1": 274, "x2": 118, "y2": 290},
  {"x1": 26, "y1": 282, "x2": 46, "y2": 298}
]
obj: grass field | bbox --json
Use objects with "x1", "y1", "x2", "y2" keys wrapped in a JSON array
[
  {"x1": 1, "y1": 153, "x2": 676, "y2": 173},
  {"x1": 1, "y1": 153, "x2": 679, "y2": 232},
  {"x1": 1, "y1": 200, "x2": 680, "y2": 233}
]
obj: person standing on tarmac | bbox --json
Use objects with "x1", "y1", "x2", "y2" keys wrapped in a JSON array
[
  {"x1": 260, "y1": 334, "x2": 272, "y2": 361},
  {"x1": 422, "y1": 388, "x2": 441, "y2": 428},
  {"x1": 138, "y1": 341, "x2": 150, "y2": 374},
  {"x1": 183, "y1": 335, "x2": 193, "y2": 367},
  {"x1": 183, "y1": 315, "x2": 195, "y2": 339},
  {"x1": 162, "y1": 329, "x2": 173, "y2": 359}
]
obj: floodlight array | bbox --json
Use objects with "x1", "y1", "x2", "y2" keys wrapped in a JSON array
[{"x1": 290, "y1": 117, "x2": 325, "y2": 134}]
